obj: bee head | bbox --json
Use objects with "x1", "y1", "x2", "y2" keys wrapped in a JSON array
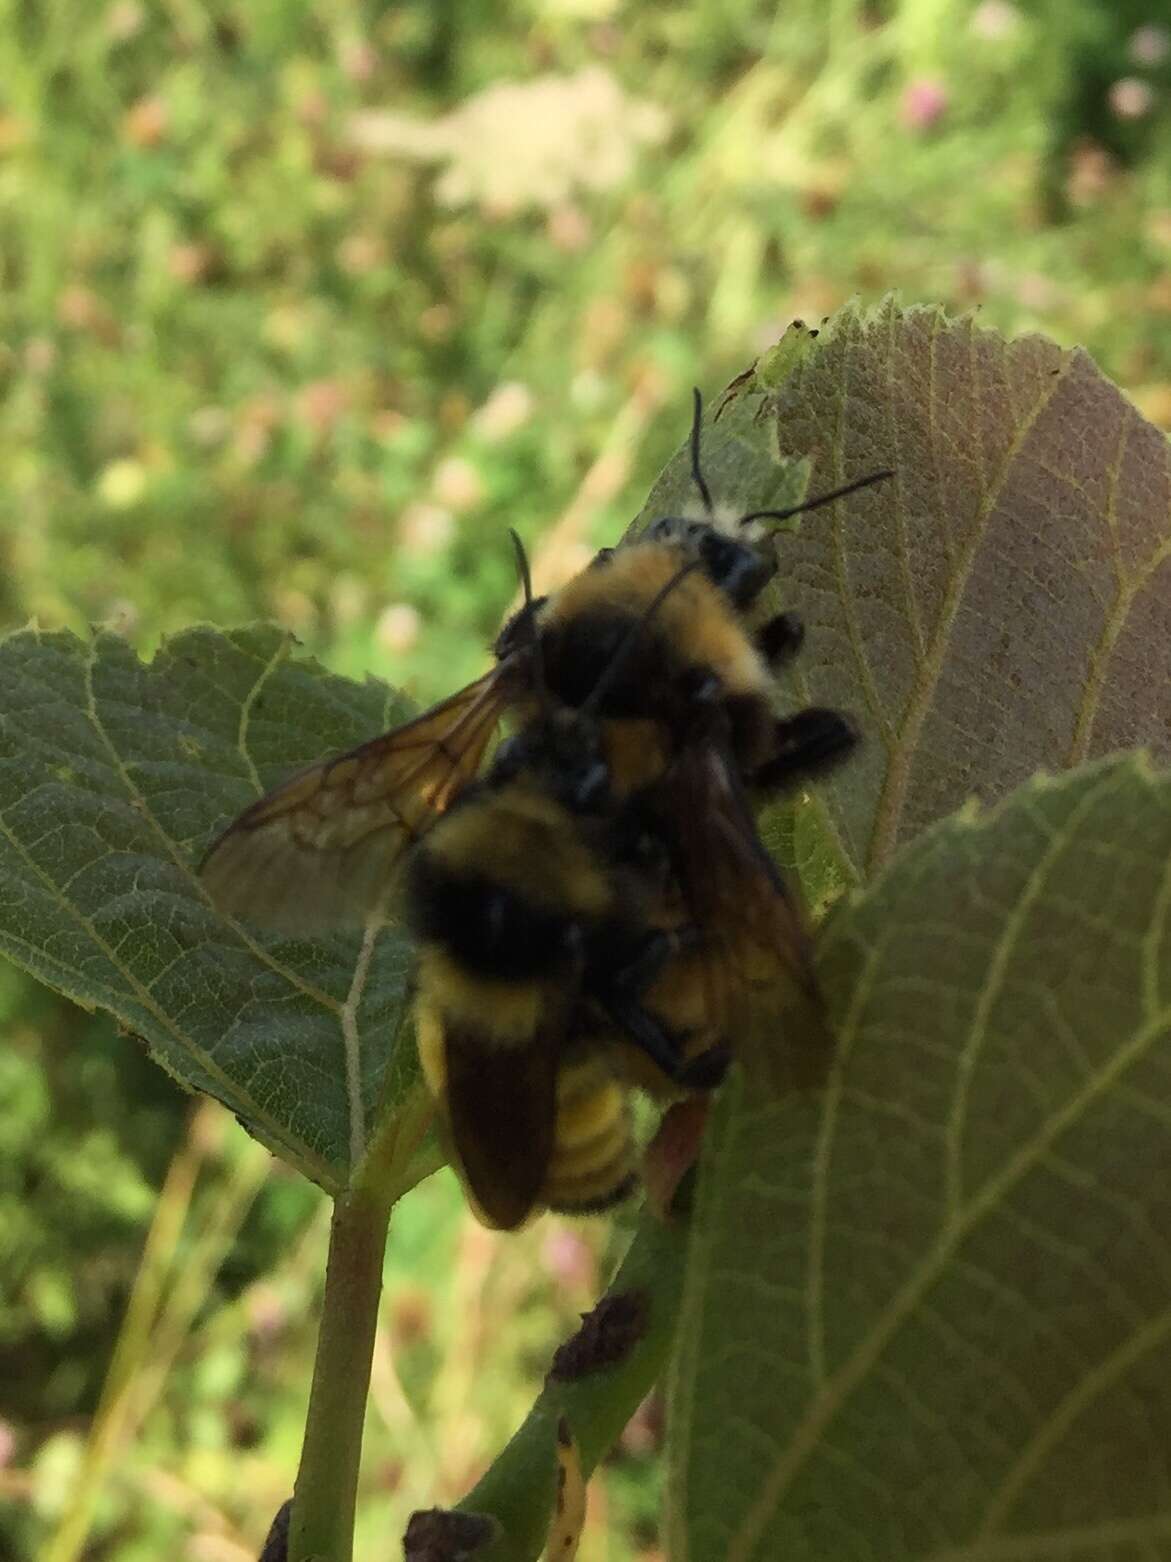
[
  {"x1": 494, "y1": 594, "x2": 548, "y2": 661},
  {"x1": 642, "y1": 514, "x2": 773, "y2": 611},
  {"x1": 639, "y1": 389, "x2": 891, "y2": 611}
]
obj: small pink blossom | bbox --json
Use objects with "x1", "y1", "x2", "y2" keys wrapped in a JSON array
[
  {"x1": 542, "y1": 1228, "x2": 594, "y2": 1288},
  {"x1": 899, "y1": 78, "x2": 949, "y2": 132}
]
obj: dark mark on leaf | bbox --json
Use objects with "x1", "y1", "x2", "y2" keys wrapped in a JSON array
[
  {"x1": 403, "y1": 1507, "x2": 497, "y2": 1561},
  {"x1": 548, "y1": 1289, "x2": 650, "y2": 1382},
  {"x1": 257, "y1": 1498, "x2": 291, "y2": 1562}
]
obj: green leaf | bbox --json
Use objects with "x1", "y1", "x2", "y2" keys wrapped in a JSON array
[
  {"x1": 0, "y1": 623, "x2": 419, "y2": 1191},
  {"x1": 668, "y1": 754, "x2": 1171, "y2": 1561},
  {"x1": 635, "y1": 301, "x2": 1171, "y2": 878}
]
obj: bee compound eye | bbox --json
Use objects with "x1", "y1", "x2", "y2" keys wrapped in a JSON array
[{"x1": 700, "y1": 533, "x2": 772, "y2": 606}]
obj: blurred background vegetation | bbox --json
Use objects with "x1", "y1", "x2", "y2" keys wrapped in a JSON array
[{"x1": 3, "y1": 1, "x2": 1171, "y2": 1557}]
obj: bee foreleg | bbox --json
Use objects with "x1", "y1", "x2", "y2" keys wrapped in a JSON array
[
  {"x1": 753, "y1": 707, "x2": 858, "y2": 795},
  {"x1": 754, "y1": 612, "x2": 805, "y2": 668}
]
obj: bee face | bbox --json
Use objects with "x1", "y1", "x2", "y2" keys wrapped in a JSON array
[{"x1": 642, "y1": 514, "x2": 773, "y2": 610}]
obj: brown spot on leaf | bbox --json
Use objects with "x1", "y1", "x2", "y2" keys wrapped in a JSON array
[
  {"x1": 403, "y1": 1507, "x2": 497, "y2": 1561},
  {"x1": 548, "y1": 1289, "x2": 649, "y2": 1381}
]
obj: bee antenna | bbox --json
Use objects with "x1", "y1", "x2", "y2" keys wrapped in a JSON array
[
  {"x1": 581, "y1": 559, "x2": 702, "y2": 720},
  {"x1": 689, "y1": 387, "x2": 715, "y2": 518},
  {"x1": 508, "y1": 527, "x2": 551, "y2": 718},
  {"x1": 739, "y1": 467, "x2": 894, "y2": 528}
]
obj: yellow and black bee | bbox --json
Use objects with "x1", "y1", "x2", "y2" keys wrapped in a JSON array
[
  {"x1": 200, "y1": 393, "x2": 884, "y2": 1223},
  {"x1": 404, "y1": 692, "x2": 725, "y2": 1228},
  {"x1": 203, "y1": 390, "x2": 884, "y2": 942}
]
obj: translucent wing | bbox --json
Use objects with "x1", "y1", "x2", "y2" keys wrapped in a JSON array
[
  {"x1": 663, "y1": 743, "x2": 831, "y2": 1094},
  {"x1": 442, "y1": 1022, "x2": 560, "y2": 1231},
  {"x1": 199, "y1": 668, "x2": 514, "y2": 934}
]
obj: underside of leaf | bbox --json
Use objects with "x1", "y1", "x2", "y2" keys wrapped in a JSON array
[
  {"x1": 669, "y1": 754, "x2": 1171, "y2": 1562},
  {"x1": 636, "y1": 300, "x2": 1171, "y2": 877}
]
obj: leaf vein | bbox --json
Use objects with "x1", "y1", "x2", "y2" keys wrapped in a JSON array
[
  {"x1": 235, "y1": 634, "x2": 288, "y2": 792},
  {"x1": 80, "y1": 636, "x2": 343, "y2": 1016},
  {"x1": 728, "y1": 983, "x2": 1171, "y2": 1559},
  {"x1": 865, "y1": 358, "x2": 1069, "y2": 868}
]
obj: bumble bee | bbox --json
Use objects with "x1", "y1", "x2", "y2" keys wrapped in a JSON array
[
  {"x1": 499, "y1": 389, "x2": 891, "y2": 808},
  {"x1": 201, "y1": 390, "x2": 884, "y2": 941},
  {"x1": 485, "y1": 393, "x2": 889, "y2": 1057},
  {"x1": 200, "y1": 394, "x2": 883, "y2": 1219},
  {"x1": 405, "y1": 691, "x2": 727, "y2": 1228}
]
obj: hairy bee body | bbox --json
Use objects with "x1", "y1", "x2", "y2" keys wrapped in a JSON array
[
  {"x1": 199, "y1": 393, "x2": 887, "y2": 1231},
  {"x1": 498, "y1": 524, "x2": 851, "y2": 823},
  {"x1": 405, "y1": 760, "x2": 712, "y2": 1229}
]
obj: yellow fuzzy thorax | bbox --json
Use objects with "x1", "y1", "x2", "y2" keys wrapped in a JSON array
[{"x1": 543, "y1": 541, "x2": 769, "y2": 697}]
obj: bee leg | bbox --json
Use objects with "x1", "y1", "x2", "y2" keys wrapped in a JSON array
[
  {"x1": 755, "y1": 612, "x2": 805, "y2": 668},
  {"x1": 753, "y1": 707, "x2": 858, "y2": 794},
  {"x1": 608, "y1": 926, "x2": 703, "y2": 1002},
  {"x1": 678, "y1": 1044, "x2": 731, "y2": 1090},
  {"x1": 608, "y1": 797, "x2": 673, "y2": 879},
  {"x1": 604, "y1": 997, "x2": 729, "y2": 1091}
]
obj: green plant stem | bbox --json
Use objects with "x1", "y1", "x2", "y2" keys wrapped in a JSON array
[
  {"x1": 452, "y1": 1210, "x2": 690, "y2": 1562},
  {"x1": 288, "y1": 1184, "x2": 393, "y2": 1562},
  {"x1": 288, "y1": 1072, "x2": 434, "y2": 1561}
]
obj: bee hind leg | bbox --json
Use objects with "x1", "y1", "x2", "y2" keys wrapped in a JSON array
[
  {"x1": 604, "y1": 997, "x2": 729, "y2": 1091},
  {"x1": 607, "y1": 926, "x2": 703, "y2": 1002}
]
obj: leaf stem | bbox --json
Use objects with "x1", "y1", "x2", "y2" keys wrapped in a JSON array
[
  {"x1": 449, "y1": 1210, "x2": 690, "y2": 1561},
  {"x1": 288, "y1": 1185, "x2": 392, "y2": 1562},
  {"x1": 288, "y1": 1044, "x2": 436, "y2": 1559}
]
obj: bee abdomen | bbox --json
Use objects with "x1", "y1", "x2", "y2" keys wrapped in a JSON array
[{"x1": 545, "y1": 1056, "x2": 639, "y2": 1215}]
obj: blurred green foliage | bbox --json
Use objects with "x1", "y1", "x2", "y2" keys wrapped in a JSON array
[{"x1": 3, "y1": 0, "x2": 1171, "y2": 1557}]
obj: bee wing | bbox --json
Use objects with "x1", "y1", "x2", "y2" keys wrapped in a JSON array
[
  {"x1": 665, "y1": 744, "x2": 830, "y2": 1093},
  {"x1": 442, "y1": 1025, "x2": 560, "y2": 1231},
  {"x1": 199, "y1": 667, "x2": 514, "y2": 934}
]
